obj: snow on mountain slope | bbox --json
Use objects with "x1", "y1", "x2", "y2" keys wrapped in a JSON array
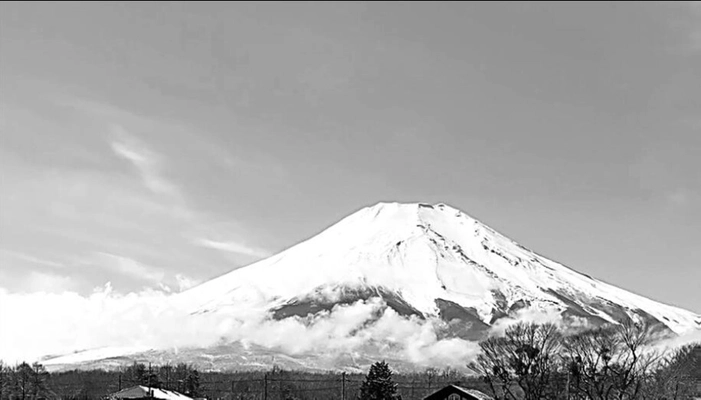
[{"x1": 179, "y1": 202, "x2": 701, "y2": 335}]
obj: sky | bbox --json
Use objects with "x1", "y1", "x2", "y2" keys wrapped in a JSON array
[{"x1": 0, "y1": 2, "x2": 700, "y2": 314}]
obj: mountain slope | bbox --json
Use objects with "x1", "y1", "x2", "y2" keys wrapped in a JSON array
[{"x1": 179, "y1": 202, "x2": 700, "y2": 335}]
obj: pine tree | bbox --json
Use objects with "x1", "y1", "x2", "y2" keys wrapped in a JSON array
[
  {"x1": 0, "y1": 361, "x2": 5, "y2": 400},
  {"x1": 29, "y1": 363, "x2": 48, "y2": 400},
  {"x1": 126, "y1": 362, "x2": 147, "y2": 386},
  {"x1": 9, "y1": 362, "x2": 34, "y2": 400},
  {"x1": 184, "y1": 369, "x2": 200, "y2": 397},
  {"x1": 358, "y1": 361, "x2": 401, "y2": 400}
]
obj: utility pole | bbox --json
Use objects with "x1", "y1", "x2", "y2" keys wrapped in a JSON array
[
  {"x1": 148, "y1": 363, "x2": 153, "y2": 398},
  {"x1": 341, "y1": 372, "x2": 346, "y2": 400},
  {"x1": 119, "y1": 373, "x2": 122, "y2": 391}
]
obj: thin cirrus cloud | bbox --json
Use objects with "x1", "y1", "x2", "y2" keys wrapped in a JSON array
[
  {"x1": 691, "y1": 28, "x2": 701, "y2": 52},
  {"x1": 94, "y1": 252, "x2": 166, "y2": 285},
  {"x1": 691, "y1": 2, "x2": 701, "y2": 48},
  {"x1": 110, "y1": 126, "x2": 179, "y2": 196},
  {"x1": 666, "y1": 190, "x2": 690, "y2": 208},
  {"x1": 670, "y1": 1, "x2": 701, "y2": 54},
  {"x1": 0, "y1": 249, "x2": 66, "y2": 270},
  {"x1": 194, "y1": 238, "x2": 271, "y2": 259}
]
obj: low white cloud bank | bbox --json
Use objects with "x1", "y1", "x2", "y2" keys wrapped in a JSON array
[
  {"x1": 2, "y1": 287, "x2": 694, "y2": 369},
  {"x1": 653, "y1": 328, "x2": 701, "y2": 353},
  {"x1": 489, "y1": 307, "x2": 565, "y2": 336},
  {"x1": 487, "y1": 307, "x2": 592, "y2": 337},
  {"x1": 0, "y1": 286, "x2": 478, "y2": 369}
]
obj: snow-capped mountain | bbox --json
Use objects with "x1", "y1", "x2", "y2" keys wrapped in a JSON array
[
  {"x1": 42, "y1": 202, "x2": 701, "y2": 371},
  {"x1": 180, "y1": 202, "x2": 700, "y2": 335}
]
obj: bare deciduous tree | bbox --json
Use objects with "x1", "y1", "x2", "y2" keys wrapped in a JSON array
[
  {"x1": 469, "y1": 322, "x2": 562, "y2": 400},
  {"x1": 561, "y1": 320, "x2": 659, "y2": 400},
  {"x1": 642, "y1": 343, "x2": 700, "y2": 400}
]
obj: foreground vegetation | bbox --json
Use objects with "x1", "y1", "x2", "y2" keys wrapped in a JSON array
[
  {"x1": 0, "y1": 361, "x2": 485, "y2": 400},
  {"x1": 469, "y1": 321, "x2": 701, "y2": 400},
  {"x1": 1, "y1": 321, "x2": 698, "y2": 400}
]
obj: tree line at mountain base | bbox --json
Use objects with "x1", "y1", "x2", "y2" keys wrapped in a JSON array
[
  {"x1": 0, "y1": 320, "x2": 698, "y2": 400},
  {"x1": 0, "y1": 361, "x2": 487, "y2": 400}
]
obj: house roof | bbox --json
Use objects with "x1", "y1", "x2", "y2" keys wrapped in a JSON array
[
  {"x1": 422, "y1": 384, "x2": 493, "y2": 400},
  {"x1": 110, "y1": 386, "x2": 193, "y2": 400}
]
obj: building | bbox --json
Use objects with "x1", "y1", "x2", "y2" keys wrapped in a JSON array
[
  {"x1": 107, "y1": 386, "x2": 194, "y2": 400},
  {"x1": 422, "y1": 384, "x2": 493, "y2": 400}
]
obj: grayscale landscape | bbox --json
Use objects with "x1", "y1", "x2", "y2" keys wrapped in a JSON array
[{"x1": 1, "y1": 2, "x2": 700, "y2": 400}]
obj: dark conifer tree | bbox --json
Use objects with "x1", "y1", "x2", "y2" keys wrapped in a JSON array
[
  {"x1": 358, "y1": 361, "x2": 401, "y2": 400},
  {"x1": 183, "y1": 369, "x2": 200, "y2": 397}
]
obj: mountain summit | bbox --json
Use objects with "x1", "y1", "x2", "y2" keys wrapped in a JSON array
[{"x1": 181, "y1": 202, "x2": 700, "y2": 335}]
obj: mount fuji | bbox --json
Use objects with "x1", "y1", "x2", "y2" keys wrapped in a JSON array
[{"x1": 42, "y1": 202, "x2": 701, "y2": 371}]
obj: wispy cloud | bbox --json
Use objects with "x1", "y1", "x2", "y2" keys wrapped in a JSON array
[
  {"x1": 666, "y1": 189, "x2": 690, "y2": 208},
  {"x1": 691, "y1": 30, "x2": 701, "y2": 52},
  {"x1": 0, "y1": 249, "x2": 66, "y2": 269},
  {"x1": 94, "y1": 252, "x2": 165, "y2": 285},
  {"x1": 668, "y1": 1, "x2": 701, "y2": 54},
  {"x1": 110, "y1": 126, "x2": 178, "y2": 195},
  {"x1": 2, "y1": 93, "x2": 271, "y2": 296},
  {"x1": 194, "y1": 238, "x2": 271, "y2": 258},
  {"x1": 689, "y1": 2, "x2": 701, "y2": 52}
]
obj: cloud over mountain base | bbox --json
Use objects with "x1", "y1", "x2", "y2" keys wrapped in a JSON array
[{"x1": 0, "y1": 285, "x2": 480, "y2": 369}]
